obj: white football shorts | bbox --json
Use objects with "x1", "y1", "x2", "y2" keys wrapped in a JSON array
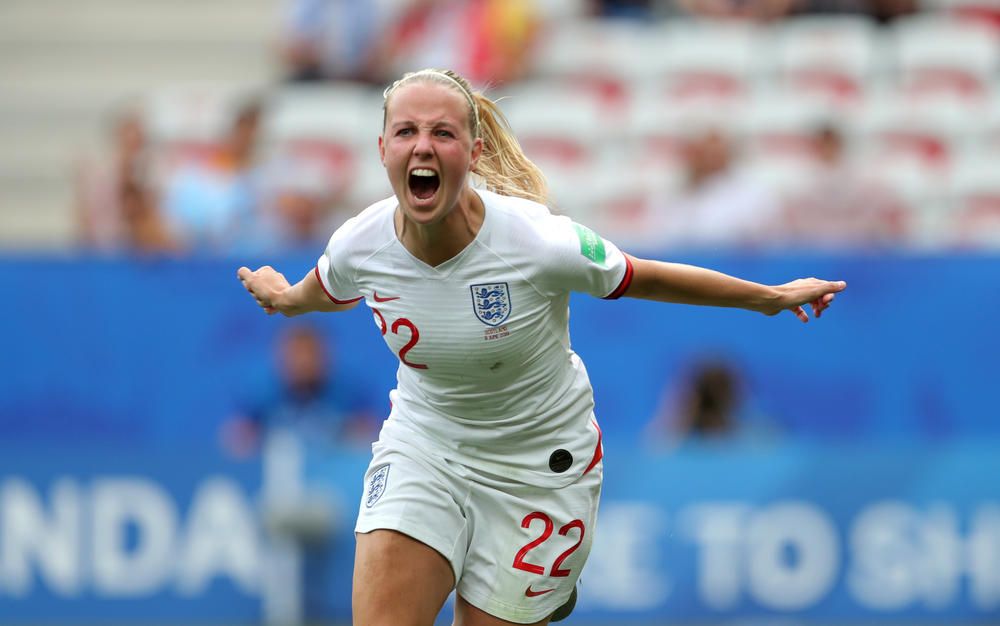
[{"x1": 355, "y1": 438, "x2": 603, "y2": 624}]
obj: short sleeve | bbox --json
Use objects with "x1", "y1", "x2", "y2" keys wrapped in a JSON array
[
  {"x1": 534, "y1": 215, "x2": 633, "y2": 299},
  {"x1": 315, "y1": 228, "x2": 363, "y2": 304}
]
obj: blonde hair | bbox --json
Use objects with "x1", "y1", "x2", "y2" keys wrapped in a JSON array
[{"x1": 382, "y1": 68, "x2": 548, "y2": 205}]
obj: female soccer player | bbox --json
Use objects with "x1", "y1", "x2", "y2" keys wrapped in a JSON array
[{"x1": 238, "y1": 68, "x2": 846, "y2": 626}]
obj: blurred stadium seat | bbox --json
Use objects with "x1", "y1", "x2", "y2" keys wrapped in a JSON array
[
  {"x1": 985, "y1": 83, "x2": 1000, "y2": 153},
  {"x1": 854, "y1": 86, "x2": 984, "y2": 174},
  {"x1": 497, "y1": 81, "x2": 610, "y2": 159},
  {"x1": 530, "y1": 17, "x2": 645, "y2": 107},
  {"x1": 945, "y1": 151, "x2": 1000, "y2": 247},
  {"x1": 262, "y1": 83, "x2": 382, "y2": 156},
  {"x1": 889, "y1": 14, "x2": 1000, "y2": 98},
  {"x1": 495, "y1": 80, "x2": 611, "y2": 219},
  {"x1": 741, "y1": 90, "x2": 843, "y2": 163},
  {"x1": 651, "y1": 19, "x2": 766, "y2": 106},
  {"x1": 766, "y1": 15, "x2": 885, "y2": 109},
  {"x1": 630, "y1": 97, "x2": 746, "y2": 168},
  {"x1": 261, "y1": 83, "x2": 385, "y2": 208}
]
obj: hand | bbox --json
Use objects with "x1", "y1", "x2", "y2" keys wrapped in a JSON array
[
  {"x1": 237, "y1": 265, "x2": 291, "y2": 315},
  {"x1": 766, "y1": 278, "x2": 847, "y2": 323}
]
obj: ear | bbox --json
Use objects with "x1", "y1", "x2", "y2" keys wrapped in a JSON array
[
  {"x1": 378, "y1": 134, "x2": 386, "y2": 166},
  {"x1": 469, "y1": 137, "x2": 483, "y2": 172}
]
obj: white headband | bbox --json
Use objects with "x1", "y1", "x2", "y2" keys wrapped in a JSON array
[{"x1": 385, "y1": 70, "x2": 480, "y2": 134}]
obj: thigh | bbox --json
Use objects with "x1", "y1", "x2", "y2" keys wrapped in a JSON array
[
  {"x1": 352, "y1": 443, "x2": 471, "y2": 625},
  {"x1": 355, "y1": 442, "x2": 471, "y2": 583},
  {"x1": 354, "y1": 529, "x2": 454, "y2": 626},
  {"x1": 457, "y1": 467, "x2": 602, "y2": 624}
]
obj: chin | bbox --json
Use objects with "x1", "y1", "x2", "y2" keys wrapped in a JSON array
[
  {"x1": 403, "y1": 190, "x2": 450, "y2": 220},
  {"x1": 399, "y1": 201, "x2": 444, "y2": 226}
]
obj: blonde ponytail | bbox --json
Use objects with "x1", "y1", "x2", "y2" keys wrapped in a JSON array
[
  {"x1": 472, "y1": 93, "x2": 548, "y2": 205},
  {"x1": 383, "y1": 68, "x2": 548, "y2": 205}
]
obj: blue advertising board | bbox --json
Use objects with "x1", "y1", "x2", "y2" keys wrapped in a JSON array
[
  {"x1": 0, "y1": 446, "x2": 262, "y2": 623},
  {"x1": 583, "y1": 442, "x2": 1000, "y2": 623},
  {"x1": 1, "y1": 442, "x2": 997, "y2": 624},
  {"x1": 3, "y1": 253, "x2": 999, "y2": 445}
]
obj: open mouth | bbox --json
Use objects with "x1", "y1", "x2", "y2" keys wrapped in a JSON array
[{"x1": 408, "y1": 168, "x2": 440, "y2": 201}]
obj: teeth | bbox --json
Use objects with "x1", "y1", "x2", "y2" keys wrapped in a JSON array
[{"x1": 411, "y1": 169, "x2": 437, "y2": 177}]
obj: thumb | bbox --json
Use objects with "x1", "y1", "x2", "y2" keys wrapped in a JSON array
[{"x1": 237, "y1": 266, "x2": 252, "y2": 281}]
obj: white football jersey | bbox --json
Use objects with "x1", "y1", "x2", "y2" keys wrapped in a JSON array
[{"x1": 316, "y1": 189, "x2": 633, "y2": 487}]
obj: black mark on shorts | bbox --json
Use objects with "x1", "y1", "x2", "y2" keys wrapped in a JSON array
[{"x1": 549, "y1": 449, "x2": 573, "y2": 473}]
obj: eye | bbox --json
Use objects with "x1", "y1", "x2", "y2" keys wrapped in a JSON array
[
  {"x1": 396, "y1": 127, "x2": 414, "y2": 137},
  {"x1": 434, "y1": 129, "x2": 455, "y2": 138}
]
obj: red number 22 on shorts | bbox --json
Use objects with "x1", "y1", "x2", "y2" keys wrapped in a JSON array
[{"x1": 512, "y1": 511, "x2": 585, "y2": 577}]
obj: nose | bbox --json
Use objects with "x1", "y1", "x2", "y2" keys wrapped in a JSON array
[{"x1": 413, "y1": 130, "x2": 433, "y2": 157}]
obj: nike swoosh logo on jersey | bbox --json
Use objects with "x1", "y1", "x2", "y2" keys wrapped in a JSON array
[
  {"x1": 524, "y1": 585, "x2": 555, "y2": 597},
  {"x1": 373, "y1": 292, "x2": 400, "y2": 302}
]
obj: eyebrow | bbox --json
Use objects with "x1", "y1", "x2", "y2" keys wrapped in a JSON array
[{"x1": 389, "y1": 119, "x2": 460, "y2": 131}]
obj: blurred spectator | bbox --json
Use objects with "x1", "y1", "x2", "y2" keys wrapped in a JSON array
[
  {"x1": 646, "y1": 127, "x2": 785, "y2": 249},
  {"x1": 159, "y1": 99, "x2": 264, "y2": 252},
  {"x1": 222, "y1": 324, "x2": 380, "y2": 458},
  {"x1": 248, "y1": 154, "x2": 352, "y2": 253},
  {"x1": 279, "y1": 0, "x2": 540, "y2": 86},
  {"x1": 645, "y1": 357, "x2": 777, "y2": 448},
  {"x1": 672, "y1": 0, "x2": 913, "y2": 21},
  {"x1": 782, "y1": 124, "x2": 907, "y2": 248},
  {"x1": 675, "y1": 360, "x2": 743, "y2": 436},
  {"x1": 279, "y1": 0, "x2": 410, "y2": 83},
  {"x1": 790, "y1": 0, "x2": 916, "y2": 23},
  {"x1": 593, "y1": 0, "x2": 659, "y2": 18},
  {"x1": 231, "y1": 323, "x2": 379, "y2": 622},
  {"x1": 75, "y1": 106, "x2": 175, "y2": 253},
  {"x1": 674, "y1": 0, "x2": 795, "y2": 22},
  {"x1": 378, "y1": 0, "x2": 540, "y2": 86}
]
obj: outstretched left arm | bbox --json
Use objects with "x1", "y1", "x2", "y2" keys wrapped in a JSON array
[{"x1": 623, "y1": 255, "x2": 847, "y2": 323}]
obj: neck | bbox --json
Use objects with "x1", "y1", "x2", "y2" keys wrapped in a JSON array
[{"x1": 396, "y1": 188, "x2": 484, "y2": 267}]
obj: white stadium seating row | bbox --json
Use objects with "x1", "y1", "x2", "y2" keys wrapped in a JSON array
[{"x1": 139, "y1": 13, "x2": 1000, "y2": 249}]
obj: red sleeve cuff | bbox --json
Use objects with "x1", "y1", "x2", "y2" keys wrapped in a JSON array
[{"x1": 603, "y1": 254, "x2": 634, "y2": 300}]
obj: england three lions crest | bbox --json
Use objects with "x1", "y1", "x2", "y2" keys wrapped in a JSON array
[
  {"x1": 365, "y1": 464, "x2": 390, "y2": 508},
  {"x1": 470, "y1": 282, "x2": 511, "y2": 327}
]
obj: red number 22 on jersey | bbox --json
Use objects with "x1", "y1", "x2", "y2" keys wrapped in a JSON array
[{"x1": 373, "y1": 309, "x2": 427, "y2": 370}]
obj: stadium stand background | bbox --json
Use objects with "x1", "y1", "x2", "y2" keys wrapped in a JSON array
[
  {"x1": 1, "y1": 1, "x2": 999, "y2": 625},
  {"x1": 4, "y1": 0, "x2": 1000, "y2": 251},
  {"x1": 0, "y1": 0, "x2": 280, "y2": 248}
]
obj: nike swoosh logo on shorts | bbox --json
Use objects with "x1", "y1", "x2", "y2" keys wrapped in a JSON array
[
  {"x1": 373, "y1": 291, "x2": 400, "y2": 302},
  {"x1": 524, "y1": 585, "x2": 555, "y2": 597}
]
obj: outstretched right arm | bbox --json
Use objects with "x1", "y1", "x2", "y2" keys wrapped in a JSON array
[{"x1": 237, "y1": 265, "x2": 360, "y2": 316}]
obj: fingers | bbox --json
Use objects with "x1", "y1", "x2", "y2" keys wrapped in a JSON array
[
  {"x1": 237, "y1": 265, "x2": 274, "y2": 282},
  {"x1": 237, "y1": 266, "x2": 257, "y2": 295},
  {"x1": 779, "y1": 278, "x2": 845, "y2": 323},
  {"x1": 237, "y1": 265, "x2": 273, "y2": 313},
  {"x1": 800, "y1": 288, "x2": 840, "y2": 321},
  {"x1": 811, "y1": 293, "x2": 833, "y2": 318}
]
